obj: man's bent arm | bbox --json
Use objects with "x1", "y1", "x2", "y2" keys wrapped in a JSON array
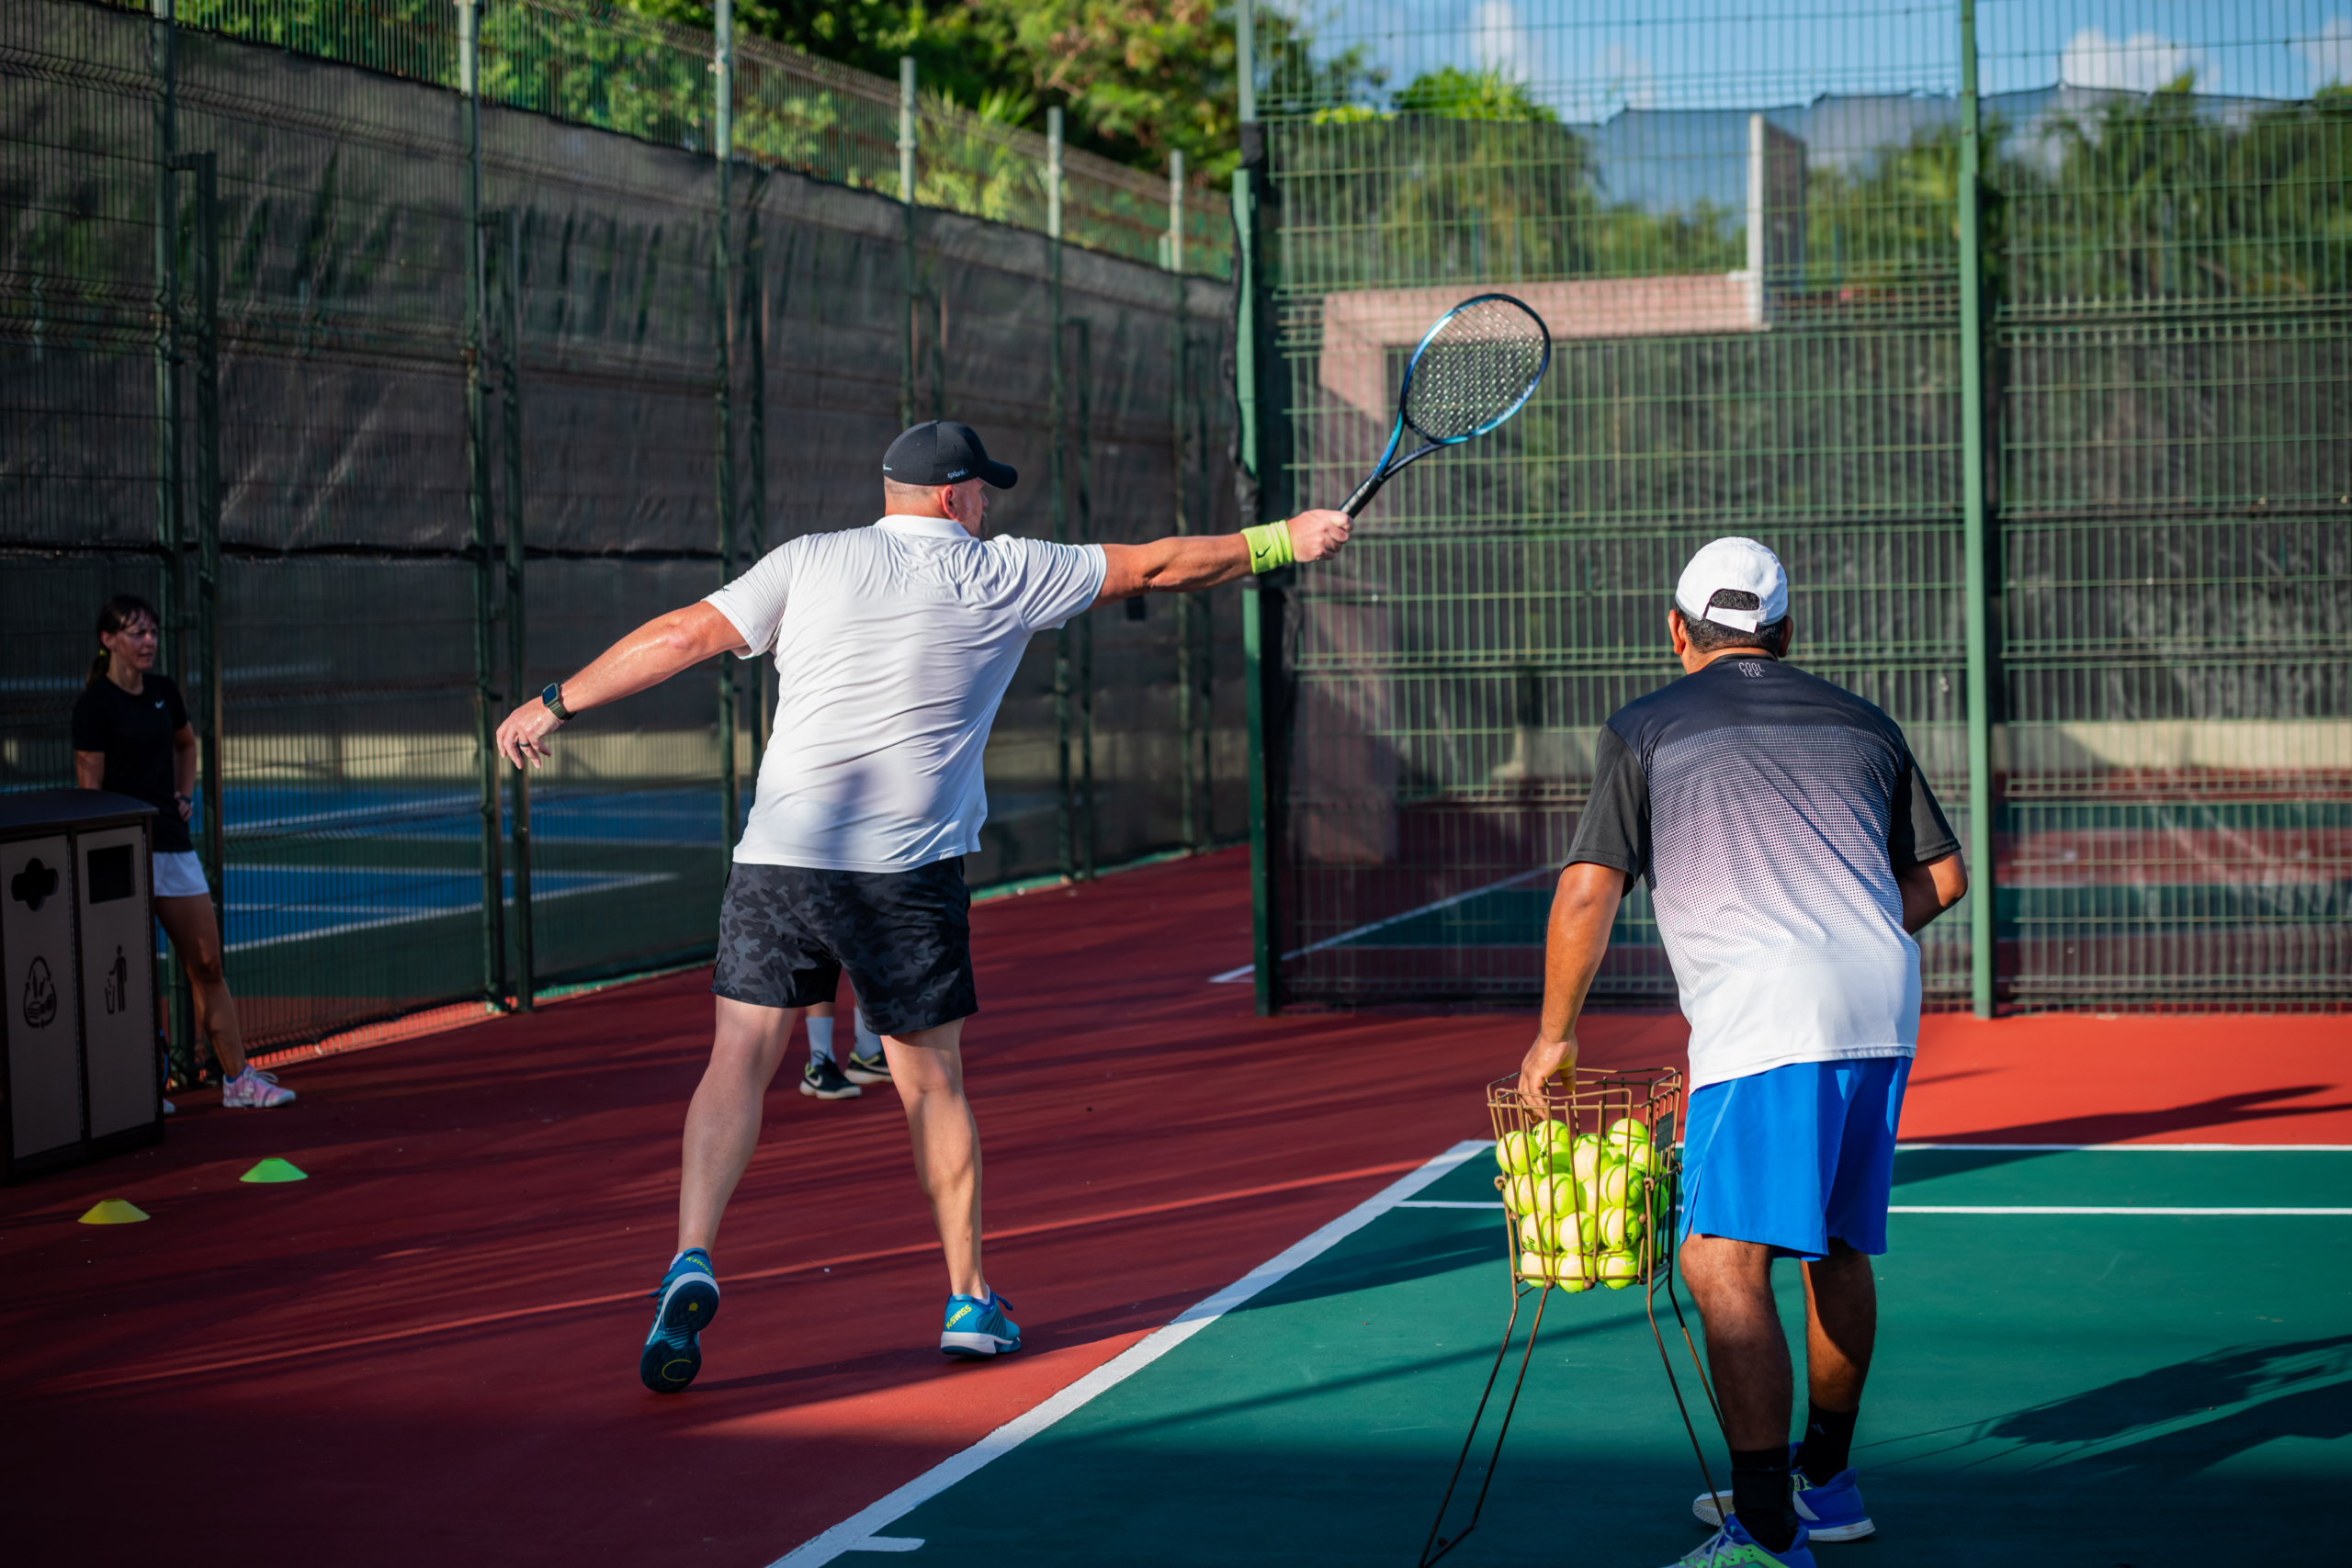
[
  {"x1": 495, "y1": 602, "x2": 747, "y2": 769},
  {"x1": 1894, "y1": 850, "x2": 1968, "y2": 934},
  {"x1": 1517, "y1": 861, "x2": 1626, "y2": 1107},
  {"x1": 1096, "y1": 509, "x2": 1351, "y2": 603}
]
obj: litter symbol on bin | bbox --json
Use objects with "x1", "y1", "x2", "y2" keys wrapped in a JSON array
[
  {"x1": 10, "y1": 857, "x2": 60, "y2": 912},
  {"x1": 105, "y1": 945, "x2": 129, "y2": 1015},
  {"x1": 22, "y1": 956, "x2": 58, "y2": 1029}
]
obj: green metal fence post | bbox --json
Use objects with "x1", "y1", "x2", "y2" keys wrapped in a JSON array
[
  {"x1": 743, "y1": 173, "x2": 770, "y2": 767},
  {"x1": 1958, "y1": 0, "x2": 1996, "y2": 1018},
  {"x1": 178, "y1": 152, "x2": 222, "y2": 931},
  {"x1": 150, "y1": 0, "x2": 195, "y2": 1082},
  {"x1": 1170, "y1": 152, "x2": 1201, "y2": 854},
  {"x1": 458, "y1": 0, "x2": 506, "y2": 1010},
  {"x1": 1072, "y1": 315, "x2": 1096, "y2": 879},
  {"x1": 899, "y1": 56, "x2": 917, "y2": 430},
  {"x1": 715, "y1": 0, "x2": 739, "y2": 850},
  {"x1": 1048, "y1": 107, "x2": 1073, "y2": 883},
  {"x1": 1235, "y1": 0, "x2": 1283, "y2": 1010},
  {"x1": 502, "y1": 207, "x2": 533, "y2": 1011}
]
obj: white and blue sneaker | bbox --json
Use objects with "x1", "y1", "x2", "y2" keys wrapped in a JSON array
[
  {"x1": 1694, "y1": 1447, "x2": 1873, "y2": 1542},
  {"x1": 639, "y1": 1248, "x2": 719, "y2": 1393},
  {"x1": 1663, "y1": 1516, "x2": 1815, "y2": 1567},
  {"x1": 940, "y1": 1291, "x2": 1021, "y2": 1358}
]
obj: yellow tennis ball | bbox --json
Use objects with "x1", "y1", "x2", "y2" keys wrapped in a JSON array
[
  {"x1": 1571, "y1": 1135, "x2": 1603, "y2": 1181},
  {"x1": 1598, "y1": 1164, "x2": 1633, "y2": 1206},
  {"x1": 1550, "y1": 1175, "x2": 1583, "y2": 1215},
  {"x1": 1497, "y1": 1130, "x2": 1535, "y2": 1175},
  {"x1": 1608, "y1": 1115, "x2": 1652, "y2": 1146},
  {"x1": 1518, "y1": 1249, "x2": 1553, "y2": 1281},
  {"x1": 1600, "y1": 1251, "x2": 1642, "y2": 1288},
  {"x1": 1550, "y1": 1250, "x2": 1591, "y2": 1285},
  {"x1": 1534, "y1": 1120, "x2": 1574, "y2": 1163},
  {"x1": 1503, "y1": 1175, "x2": 1535, "y2": 1214}
]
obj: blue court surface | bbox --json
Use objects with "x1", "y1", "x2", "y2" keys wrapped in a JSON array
[
  {"x1": 220, "y1": 784, "x2": 727, "y2": 845},
  {"x1": 220, "y1": 865, "x2": 672, "y2": 951},
  {"x1": 777, "y1": 1141, "x2": 2352, "y2": 1567}
]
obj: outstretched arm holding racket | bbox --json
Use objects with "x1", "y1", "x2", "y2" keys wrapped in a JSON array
[
  {"x1": 1096, "y1": 510, "x2": 1351, "y2": 600},
  {"x1": 1099, "y1": 294, "x2": 1545, "y2": 603}
]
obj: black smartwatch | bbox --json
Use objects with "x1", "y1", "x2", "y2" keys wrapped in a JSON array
[{"x1": 540, "y1": 682, "x2": 573, "y2": 723}]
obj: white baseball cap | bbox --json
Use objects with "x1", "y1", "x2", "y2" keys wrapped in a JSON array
[{"x1": 1675, "y1": 536, "x2": 1789, "y2": 634}]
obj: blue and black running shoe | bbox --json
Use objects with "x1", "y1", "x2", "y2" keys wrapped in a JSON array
[
  {"x1": 939, "y1": 1290, "x2": 1021, "y2": 1358},
  {"x1": 1694, "y1": 1444, "x2": 1873, "y2": 1543},
  {"x1": 639, "y1": 1248, "x2": 719, "y2": 1393}
]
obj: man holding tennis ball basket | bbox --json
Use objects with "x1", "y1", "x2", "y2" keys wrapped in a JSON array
[{"x1": 1517, "y1": 538, "x2": 1969, "y2": 1568}]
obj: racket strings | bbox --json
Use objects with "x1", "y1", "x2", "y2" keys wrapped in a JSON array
[{"x1": 1401, "y1": 298, "x2": 1548, "y2": 442}]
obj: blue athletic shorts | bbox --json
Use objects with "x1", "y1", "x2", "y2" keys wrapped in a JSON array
[{"x1": 1677, "y1": 1056, "x2": 1911, "y2": 1260}]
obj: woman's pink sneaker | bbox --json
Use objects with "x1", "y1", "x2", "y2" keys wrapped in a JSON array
[{"x1": 222, "y1": 1067, "x2": 296, "y2": 1109}]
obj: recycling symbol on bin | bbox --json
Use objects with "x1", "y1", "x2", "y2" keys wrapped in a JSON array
[
  {"x1": 22, "y1": 956, "x2": 58, "y2": 1030},
  {"x1": 9, "y1": 857, "x2": 60, "y2": 912}
]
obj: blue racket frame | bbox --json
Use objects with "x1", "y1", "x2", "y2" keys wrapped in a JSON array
[{"x1": 1339, "y1": 291, "x2": 1553, "y2": 518}]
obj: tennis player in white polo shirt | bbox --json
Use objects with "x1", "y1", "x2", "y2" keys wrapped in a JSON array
[
  {"x1": 495, "y1": 420, "x2": 1351, "y2": 1393},
  {"x1": 1514, "y1": 538, "x2": 1969, "y2": 1567}
]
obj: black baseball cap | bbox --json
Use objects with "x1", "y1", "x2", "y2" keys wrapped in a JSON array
[{"x1": 882, "y1": 421, "x2": 1018, "y2": 489}]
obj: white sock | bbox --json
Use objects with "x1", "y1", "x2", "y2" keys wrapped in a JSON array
[
  {"x1": 807, "y1": 1015, "x2": 835, "y2": 1065},
  {"x1": 853, "y1": 1009, "x2": 883, "y2": 1060}
]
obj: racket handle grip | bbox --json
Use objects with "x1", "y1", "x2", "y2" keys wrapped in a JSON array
[{"x1": 1340, "y1": 471, "x2": 1387, "y2": 518}]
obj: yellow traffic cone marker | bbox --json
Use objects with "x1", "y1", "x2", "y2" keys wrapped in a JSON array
[{"x1": 79, "y1": 1199, "x2": 150, "y2": 1224}]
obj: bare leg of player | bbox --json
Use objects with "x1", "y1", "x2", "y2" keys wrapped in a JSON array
[
  {"x1": 881, "y1": 1019, "x2": 988, "y2": 1301},
  {"x1": 1801, "y1": 1238, "x2": 1876, "y2": 1410},
  {"x1": 676, "y1": 997, "x2": 800, "y2": 1253},
  {"x1": 1679, "y1": 1233, "x2": 1792, "y2": 1448}
]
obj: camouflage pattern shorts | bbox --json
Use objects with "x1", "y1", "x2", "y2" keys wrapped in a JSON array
[{"x1": 710, "y1": 858, "x2": 976, "y2": 1036}]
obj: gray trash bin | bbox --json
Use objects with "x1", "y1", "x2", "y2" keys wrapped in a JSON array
[{"x1": 2, "y1": 789, "x2": 167, "y2": 1181}]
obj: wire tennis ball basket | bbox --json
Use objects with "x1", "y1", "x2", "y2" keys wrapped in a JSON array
[{"x1": 1419, "y1": 1066, "x2": 1725, "y2": 1567}]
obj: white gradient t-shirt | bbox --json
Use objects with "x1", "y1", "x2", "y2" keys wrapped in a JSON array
[
  {"x1": 1566, "y1": 656, "x2": 1959, "y2": 1091},
  {"x1": 704, "y1": 515, "x2": 1105, "y2": 873}
]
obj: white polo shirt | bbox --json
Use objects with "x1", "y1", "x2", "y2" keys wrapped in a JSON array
[{"x1": 704, "y1": 514, "x2": 1106, "y2": 873}]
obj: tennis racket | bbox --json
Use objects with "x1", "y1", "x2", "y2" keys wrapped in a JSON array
[{"x1": 1338, "y1": 292, "x2": 1552, "y2": 517}]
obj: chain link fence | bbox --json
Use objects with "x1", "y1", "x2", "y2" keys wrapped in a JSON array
[
  {"x1": 1235, "y1": 0, "x2": 2349, "y2": 1011},
  {"x1": 3, "y1": 0, "x2": 1244, "y2": 1060}
]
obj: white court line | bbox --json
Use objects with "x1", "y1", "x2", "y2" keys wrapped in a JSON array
[
  {"x1": 766, "y1": 1139, "x2": 1488, "y2": 1568},
  {"x1": 1207, "y1": 868, "x2": 1550, "y2": 983},
  {"x1": 221, "y1": 870, "x2": 673, "y2": 953}
]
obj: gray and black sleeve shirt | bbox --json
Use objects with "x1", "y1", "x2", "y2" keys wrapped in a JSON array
[{"x1": 1567, "y1": 655, "x2": 1959, "y2": 1091}]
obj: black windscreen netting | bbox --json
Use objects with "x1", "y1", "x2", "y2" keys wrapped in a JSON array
[{"x1": 2, "y1": 0, "x2": 1243, "y2": 1054}]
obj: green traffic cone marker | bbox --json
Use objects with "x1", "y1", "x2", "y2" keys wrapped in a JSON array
[
  {"x1": 79, "y1": 1199, "x2": 150, "y2": 1224},
  {"x1": 240, "y1": 1157, "x2": 308, "y2": 1184}
]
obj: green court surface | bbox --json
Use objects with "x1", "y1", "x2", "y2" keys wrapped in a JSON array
[{"x1": 795, "y1": 1145, "x2": 2351, "y2": 1567}]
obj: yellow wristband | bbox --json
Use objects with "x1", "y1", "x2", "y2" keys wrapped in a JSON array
[{"x1": 1243, "y1": 520, "x2": 1295, "y2": 574}]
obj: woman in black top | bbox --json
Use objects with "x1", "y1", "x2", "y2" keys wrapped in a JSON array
[{"x1": 71, "y1": 596, "x2": 293, "y2": 1111}]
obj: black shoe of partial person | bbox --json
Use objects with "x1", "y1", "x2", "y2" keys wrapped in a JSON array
[
  {"x1": 799, "y1": 1058, "x2": 862, "y2": 1100},
  {"x1": 843, "y1": 1051, "x2": 893, "y2": 1087}
]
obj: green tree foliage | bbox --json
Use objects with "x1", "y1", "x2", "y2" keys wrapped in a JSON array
[
  {"x1": 629, "y1": 0, "x2": 1361, "y2": 178},
  {"x1": 1285, "y1": 68, "x2": 1745, "y2": 288},
  {"x1": 1803, "y1": 82, "x2": 2352, "y2": 307},
  {"x1": 2010, "y1": 81, "x2": 2352, "y2": 303}
]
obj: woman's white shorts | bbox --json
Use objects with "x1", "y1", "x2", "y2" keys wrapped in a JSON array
[{"x1": 153, "y1": 850, "x2": 210, "y2": 898}]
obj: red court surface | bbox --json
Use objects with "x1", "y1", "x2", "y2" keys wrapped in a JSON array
[{"x1": 4, "y1": 848, "x2": 2346, "y2": 1565}]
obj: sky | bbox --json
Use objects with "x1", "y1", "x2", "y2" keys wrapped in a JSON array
[{"x1": 1265, "y1": 1, "x2": 2352, "y2": 118}]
